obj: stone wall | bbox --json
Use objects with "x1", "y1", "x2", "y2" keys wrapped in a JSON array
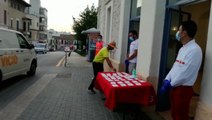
[
  {"x1": 97, "y1": 0, "x2": 121, "y2": 60},
  {"x1": 111, "y1": 0, "x2": 121, "y2": 60}
]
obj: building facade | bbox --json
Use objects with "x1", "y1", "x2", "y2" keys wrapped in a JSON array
[
  {"x1": 29, "y1": 0, "x2": 48, "y2": 43},
  {"x1": 27, "y1": 13, "x2": 39, "y2": 43},
  {"x1": 0, "y1": 0, "x2": 31, "y2": 39},
  {"x1": 29, "y1": 0, "x2": 40, "y2": 16},
  {"x1": 98, "y1": 0, "x2": 212, "y2": 119},
  {"x1": 0, "y1": 0, "x2": 47, "y2": 44},
  {"x1": 38, "y1": 7, "x2": 48, "y2": 42}
]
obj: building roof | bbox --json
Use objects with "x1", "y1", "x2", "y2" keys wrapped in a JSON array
[
  {"x1": 60, "y1": 34, "x2": 75, "y2": 41},
  {"x1": 81, "y1": 28, "x2": 100, "y2": 34}
]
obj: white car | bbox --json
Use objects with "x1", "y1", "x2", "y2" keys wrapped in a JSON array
[
  {"x1": 0, "y1": 28, "x2": 37, "y2": 82},
  {"x1": 34, "y1": 43, "x2": 47, "y2": 54}
]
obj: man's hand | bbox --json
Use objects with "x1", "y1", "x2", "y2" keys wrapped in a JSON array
[
  {"x1": 125, "y1": 59, "x2": 129, "y2": 66},
  {"x1": 112, "y1": 68, "x2": 116, "y2": 72},
  {"x1": 159, "y1": 79, "x2": 172, "y2": 94}
]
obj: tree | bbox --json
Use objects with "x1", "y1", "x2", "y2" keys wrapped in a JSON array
[{"x1": 72, "y1": 5, "x2": 97, "y2": 49}]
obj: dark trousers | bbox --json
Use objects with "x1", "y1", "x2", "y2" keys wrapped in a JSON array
[
  {"x1": 88, "y1": 62, "x2": 103, "y2": 90},
  {"x1": 171, "y1": 86, "x2": 193, "y2": 120}
]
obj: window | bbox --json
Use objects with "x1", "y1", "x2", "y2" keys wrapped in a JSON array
[
  {"x1": 129, "y1": 0, "x2": 141, "y2": 32},
  {"x1": 130, "y1": 0, "x2": 142, "y2": 19},
  {"x1": 16, "y1": 33, "x2": 30, "y2": 49},
  {"x1": 17, "y1": 4, "x2": 20, "y2": 10},
  {"x1": 16, "y1": 20, "x2": 19, "y2": 30},
  {"x1": 11, "y1": 2, "x2": 13, "y2": 7},
  {"x1": 23, "y1": 22, "x2": 26, "y2": 31},
  {"x1": 28, "y1": 22, "x2": 30, "y2": 30},
  {"x1": 29, "y1": 32, "x2": 32, "y2": 38},
  {"x1": 106, "y1": 6, "x2": 112, "y2": 44},
  {"x1": 4, "y1": 10, "x2": 7, "y2": 25},
  {"x1": 11, "y1": 19, "x2": 13, "y2": 28}
]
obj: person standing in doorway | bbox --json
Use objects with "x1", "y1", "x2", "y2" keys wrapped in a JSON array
[
  {"x1": 88, "y1": 41, "x2": 117, "y2": 94},
  {"x1": 160, "y1": 20, "x2": 202, "y2": 120},
  {"x1": 125, "y1": 30, "x2": 138, "y2": 74}
]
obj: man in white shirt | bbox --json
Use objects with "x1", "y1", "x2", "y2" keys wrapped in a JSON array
[
  {"x1": 160, "y1": 20, "x2": 202, "y2": 120},
  {"x1": 125, "y1": 30, "x2": 138, "y2": 74}
]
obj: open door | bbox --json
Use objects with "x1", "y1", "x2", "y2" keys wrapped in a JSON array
[{"x1": 157, "y1": 8, "x2": 191, "y2": 111}]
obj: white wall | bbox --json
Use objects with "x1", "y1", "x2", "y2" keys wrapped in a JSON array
[
  {"x1": 116, "y1": 0, "x2": 131, "y2": 64},
  {"x1": 200, "y1": 4, "x2": 212, "y2": 107},
  {"x1": 195, "y1": 1, "x2": 212, "y2": 119},
  {"x1": 137, "y1": 0, "x2": 166, "y2": 88}
]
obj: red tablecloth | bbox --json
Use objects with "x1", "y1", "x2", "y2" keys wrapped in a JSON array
[{"x1": 95, "y1": 72, "x2": 156, "y2": 110}]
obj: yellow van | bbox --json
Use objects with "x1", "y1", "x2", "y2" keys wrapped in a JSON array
[{"x1": 0, "y1": 28, "x2": 37, "y2": 82}]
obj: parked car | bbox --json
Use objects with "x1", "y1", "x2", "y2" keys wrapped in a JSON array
[
  {"x1": 0, "y1": 28, "x2": 37, "y2": 82},
  {"x1": 49, "y1": 46, "x2": 55, "y2": 51},
  {"x1": 34, "y1": 43, "x2": 47, "y2": 54}
]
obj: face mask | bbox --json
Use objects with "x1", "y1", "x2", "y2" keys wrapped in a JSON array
[
  {"x1": 129, "y1": 37, "x2": 134, "y2": 41},
  {"x1": 98, "y1": 38, "x2": 102, "y2": 41},
  {"x1": 175, "y1": 31, "x2": 181, "y2": 41},
  {"x1": 110, "y1": 49, "x2": 116, "y2": 53}
]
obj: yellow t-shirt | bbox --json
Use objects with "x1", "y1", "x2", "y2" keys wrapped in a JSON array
[{"x1": 93, "y1": 47, "x2": 109, "y2": 63}]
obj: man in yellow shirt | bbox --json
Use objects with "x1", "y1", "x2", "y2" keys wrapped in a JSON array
[{"x1": 88, "y1": 41, "x2": 117, "y2": 94}]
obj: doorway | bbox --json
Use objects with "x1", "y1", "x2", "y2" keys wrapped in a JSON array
[{"x1": 158, "y1": 0, "x2": 210, "y2": 119}]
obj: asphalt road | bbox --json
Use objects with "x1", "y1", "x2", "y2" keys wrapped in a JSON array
[
  {"x1": 0, "y1": 51, "x2": 64, "y2": 91},
  {"x1": 37, "y1": 51, "x2": 65, "y2": 67}
]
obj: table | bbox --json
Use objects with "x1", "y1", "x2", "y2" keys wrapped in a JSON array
[{"x1": 95, "y1": 72, "x2": 156, "y2": 110}]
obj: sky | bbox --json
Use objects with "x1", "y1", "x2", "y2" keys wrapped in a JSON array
[{"x1": 25, "y1": 0, "x2": 98, "y2": 33}]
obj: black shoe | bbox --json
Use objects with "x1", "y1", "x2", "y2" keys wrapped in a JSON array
[
  {"x1": 91, "y1": 89, "x2": 96, "y2": 94},
  {"x1": 101, "y1": 97, "x2": 106, "y2": 101},
  {"x1": 88, "y1": 88, "x2": 96, "y2": 94}
]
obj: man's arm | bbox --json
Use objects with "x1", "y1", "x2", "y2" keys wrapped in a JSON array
[
  {"x1": 127, "y1": 50, "x2": 137, "y2": 60},
  {"x1": 105, "y1": 57, "x2": 116, "y2": 71}
]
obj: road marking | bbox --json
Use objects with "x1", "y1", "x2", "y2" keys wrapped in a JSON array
[
  {"x1": 0, "y1": 74, "x2": 56, "y2": 120},
  {"x1": 56, "y1": 56, "x2": 65, "y2": 67}
]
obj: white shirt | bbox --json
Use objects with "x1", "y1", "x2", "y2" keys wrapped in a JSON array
[
  {"x1": 129, "y1": 39, "x2": 138, "y2": 63},
  {"x1": 165, "y1": 40, "x2": 202, "y2": 87}
]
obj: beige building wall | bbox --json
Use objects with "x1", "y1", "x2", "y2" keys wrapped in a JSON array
[
  {"x1": 8, "y1": 8, "x2": 25, "y2": 30},
  {"x1": 0, "y1": 0, "x2": 27, "y2": 30},
  {"x1": 195, "y1": 1, "x2": 212, "y2": 119},
  {"x1": 27, "y1": 14, "x2": 39, "y2": 41},
  {"x1": 0, "y1": 0, "x2": 9, "y2": 27}
]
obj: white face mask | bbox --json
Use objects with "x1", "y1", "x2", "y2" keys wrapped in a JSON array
[
  {"x1": 129, "y1": 37, "x2": 134, "y2": 41},
  {"x1": 175, "y1": 31, "x2": 181, "y2": 41}
]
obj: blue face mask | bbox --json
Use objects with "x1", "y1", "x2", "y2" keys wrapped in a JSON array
[
  {"x1": 129, "y1": 37, "x2": 134, "y2": 41},
  {"x1": 175, "y1": 31, "x2": 181, "y2": 41}
]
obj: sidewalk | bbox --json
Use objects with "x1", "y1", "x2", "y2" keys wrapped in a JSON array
[{"x1": 62, "y1": 52, "x2": 165, "y2": 120}]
